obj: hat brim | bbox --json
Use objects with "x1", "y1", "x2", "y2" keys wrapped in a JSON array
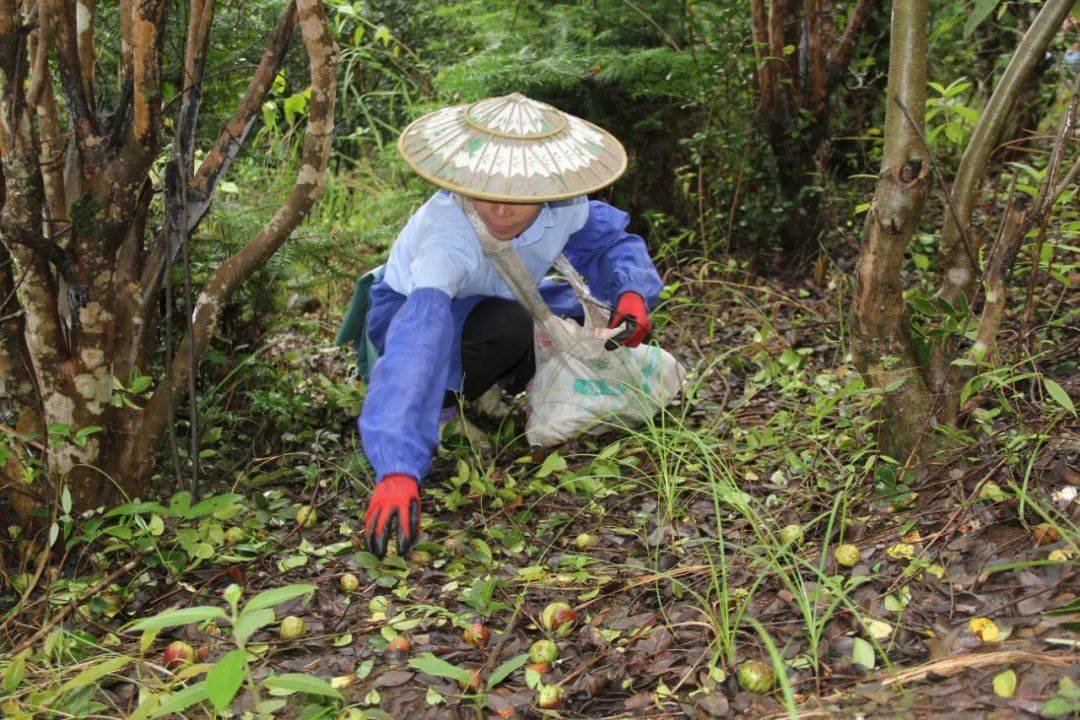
[{"x1": 397, "y1": 101, "x2": 628, "y2": 203}]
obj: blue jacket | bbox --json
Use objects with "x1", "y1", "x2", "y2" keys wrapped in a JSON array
[{"x1": 360, "y1": 190, "x2": 662, "y2": 482}]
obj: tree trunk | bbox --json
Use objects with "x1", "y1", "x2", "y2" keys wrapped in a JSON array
[
  {"x1": 0, "y1": 0, "x2": 337, "y2": 519},
  {"x1": 850, "y1": 0, "x2": 940, "y2": 461}
]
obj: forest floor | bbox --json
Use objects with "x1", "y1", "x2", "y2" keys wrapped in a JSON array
[{"x1": 1, "y1": 260, "x2": 1077, "y2": 720}]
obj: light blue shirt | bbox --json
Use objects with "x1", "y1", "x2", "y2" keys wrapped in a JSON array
[{"x1": 381, "y1": 190, "x2": 590, "y2": 299}]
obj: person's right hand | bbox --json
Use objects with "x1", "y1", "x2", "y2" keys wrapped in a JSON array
[{"x1": 364, "y1": 474, "x2": 421, "y2": 558}]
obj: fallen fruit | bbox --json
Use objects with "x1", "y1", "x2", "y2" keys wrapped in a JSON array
[
  {"x1": 968, "y1": 617, "x2": 1000, "y2": 643},
  {"x1": 834, "y1": 544, "x2": 861, "y2": 567},
  {"x1": 737, "y1": 660, "x2": 774, "y2": 694},
  {"x1": 779, "y1": 524, "x2": 804, "y2": 545},
  {"x1": 463, "y1": 622, "x2": 490, "y2": 648},
  {"x1": 224, "y1": 527, "x2": 246, "y2": 544},
  {"x1": 537, "y1": 684, "x2": 564, "y2": 710},
  {"x1": 279, "y1": 615, "x2": 306, "y2": 640},
  {"x1": 525, "y1": 661, "x2": 551, "y2": 674},
  {"x1": 540, "y1": 602, "x2": 572, "y2": 634},
  {"x1": 386, "y1": 634, "x2": 411, "y2": 653},
  {"x1": 457, "y1": 668, "x2": 482, "y2": 691},
  {"x1": 529, "y1": 639, "x2": 559, "y2": 664},
  {"x1": 339, "y1": 573, "x2": 360, "y2": 592},
  {"x1": 1032, "y1": 523, "x2": 1060, "y2": 546},
  {"x1": 409, "y1": 549, "x2": 433, "y2": 564},
  {"x1": 163, "y1": 640, "x2": 196, "y2": 670},
  {"x1": 295, "y1": 505, "x2": 316, "y2": 528},
  {"x1": 573, "y1": 533, "x2": 595, "y2": 550}
]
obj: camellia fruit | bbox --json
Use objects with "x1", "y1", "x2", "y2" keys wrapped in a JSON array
[
  {"x1": 339, "y1": 573, "x2": 360, "y2": 592},
  {"x1": 573, "y1": 533, "x2": 595, "y2": 550},
  {"x1": 529, "y1": 639, "x2": 559, "y2": 664},
  {"x1": 525, "y1": 661, "x2": 551, "y2": 675},
  {"x1": 163, "y1": 640, "x2": 196, "y2": 670},
  {"x1": 779, "y1": 524, "x2": 804, "y2": 545},
  {"x1": 295, "y1": 505, "x2": 316, "y2": 527},
  {"x1": 834, "y1": 544, "x2": 861, "y2": 567},
  {"x1": 457, "y1": 668, "x2": 482, "y2": 692},
  {"x1": 224, "y1": 527, "x2": 246, "y2": 545},
  {"x1": 279, "y1": 615, "x2": 306, "y2": 640},
  {"x1": 463, "y1": 622, "x2": 490, "y2": 648},
  {"x1": 537, "y1": 684, "x2": 565, "y2": 710},
  {"x1": 1032, "y1": 523, "x2": 1060, "y2": 546},
  {"x1": 386, "y1": 634, "x2": 411, "y2": 653},
  {"x1": 737, "y1": 660, "x2": 775, "y2": 694},
  {"x1": 541, "y1": 602, "x2": 577, "y2": 637}
]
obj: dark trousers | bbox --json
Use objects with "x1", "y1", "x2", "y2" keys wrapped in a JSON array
[{"x1": 443, "y1": 298, "x2": 535, "y2": 407}]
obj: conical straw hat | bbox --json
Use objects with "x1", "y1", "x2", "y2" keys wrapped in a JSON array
[{"x1": 397, "y1": 93, "x2": 627, "y2": 202}]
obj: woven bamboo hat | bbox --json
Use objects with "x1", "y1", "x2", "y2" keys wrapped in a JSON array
[{"x1": 397, "y1": 93, "x2": 627, "y2": 202}]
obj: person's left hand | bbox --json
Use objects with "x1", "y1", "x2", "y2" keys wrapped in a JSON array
[{"x1": 606, "y1": 292, "x2": 652, "y2": 349}]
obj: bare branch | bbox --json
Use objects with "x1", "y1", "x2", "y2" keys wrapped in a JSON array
[
  {"x1": 937, "y1": 0, "x2": 1074, "y2": 306},
  {"x1": 122, "y1": 0, "x2": 335, "y2": 480},
  {"x1": 822, "y1": 0, "x2": 873, "y2": 98},
  {"x1": 191, "y1": 0, "x2": 297, "y2": 199},
  {"x1": 45, "y1": 0, "x2": 100, "y2": 151}
]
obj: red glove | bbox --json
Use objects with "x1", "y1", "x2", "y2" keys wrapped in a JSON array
[
  {"x1": 606, "y1": 292, "x2": 652, "y2": 349},
  {"x1": 364, "y1": 474, "x2": 420, "y2": 558}
]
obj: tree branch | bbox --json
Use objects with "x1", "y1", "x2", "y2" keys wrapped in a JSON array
[
  {"x1": 822, "y1": 0, "x2": 873, "y2": 98},
  {"x1": 121, "y1": 0, "x2": 334, "y2": 481},
  {"x1": 936, "y1": 0, "x2": 1074, "y2": 306}
]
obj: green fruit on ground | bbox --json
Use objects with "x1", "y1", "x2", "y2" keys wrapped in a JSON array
[
  {"x1": 339, "y1": 573, "x2": 360, "y2": 592},
  {"x1": 737, "y1": 660, "x2": 775, "y2": 694},
  {"x1": 529, "y1": 639, "x2": 559, "y2": 664},
  {"x1": 779, "y1": 524, "x2": 804, "y2": 545},
  {"x1": 834, "y1": 544, "x2": 861, "y2": 567},
  {"x1": 537, "y1": 684, "x2": 564, "y2": 710},
  {"x1": 573, "y1": 533, "x2": 595, "y2": 550},
  {"x1": 224, "y1": 527, "x2": 246, "y2": 544},
  {"x1": 279, "y1": 615, "x2": 306, "y2": 640},
  {"x1": 295, "y1": 505, "x2": 316, "y2": 527},
  {"x1": 163, "y1": 640, "x2": 196, "y2": 669}
]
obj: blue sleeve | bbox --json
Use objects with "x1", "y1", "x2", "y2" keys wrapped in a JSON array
[
  {"x1": 562, "y1": 201, "x2": 662, "y2": 308},
  {"x1": 359, "y1": 287, "x2": 452, "y2": 483}
]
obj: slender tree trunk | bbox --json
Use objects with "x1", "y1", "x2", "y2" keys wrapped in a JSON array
[{"x1": 850, "y1": 0, "x2": 940, "y2": 461}]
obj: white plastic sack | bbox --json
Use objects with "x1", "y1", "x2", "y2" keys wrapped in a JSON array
[{"x1": 455, "y1": 195, "x2": 687, "y2": 446}]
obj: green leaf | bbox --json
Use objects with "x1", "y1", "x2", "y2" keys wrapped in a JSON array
[
  {"x1": 1043, "y1": 379, "x2": 1075, "y2": 415},
  {"x1": 207, "y1": 650, "x2": 249, "y2": 712},
  {"x1": 243, "y1": 584, "x2": 317, "y2": 613},
  {"x1": 535, "y1": 452, "x2": 567, "y2": 478},
  {"x1": 487, "y1": 653, "x2": 529, "y2": 689},
  {"x1": 150, "y1": 681, "x2": 210, "y2": 718},
  {"x1": 852, "y1": 637, "x2": 875, "y2": 670},
  {"x1": 262, "y1": 673, "x2": 343, "y2": 699},
  {"x1": 407, "y1": 653, "x2": 475, "y2": 685},
  {"x1": 127, "y1": 606, "x2": 226, "y2": 632},
  {"x1": 3, "y1": 657, "x2": 25, "y2": 693},
  {"x1": 992, "y1": 669, "x2": 1016, "y2": 698},
  {"x1": 234, "y1": 608, "x2": 275, "y2": 647},
  {"x1": 964, "y1": 0, "x2": 999, "y2": 38},
  {"x1": 57, "y1": 656, "x2": 130, "y2": 695},
  {"x1": 1042, "y1": 697, "x2": 1074, "y2": 717}
]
